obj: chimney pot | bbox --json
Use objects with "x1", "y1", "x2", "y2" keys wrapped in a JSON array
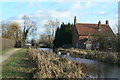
[
  {"x1": 74, "y1": 16, "x2": 77, "y2": 24},
  {"x1": 98, "y1": 21, "x2": 101, "y2": 25},
  {"x1": 98, "y1": 21, "x2": 101, "y2": 31},
  {"x1": 106, "y1": 20, "x2": 109, "y2": 25}
]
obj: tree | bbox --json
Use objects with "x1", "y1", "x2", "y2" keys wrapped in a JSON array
[
  {"x1": 39, "y1": 34, "x2": 49, "y2": 43},
  {"x1": 1, "y1": 21, "x2": 22, "y2": 41},
  {"x1": 107, "y1": 24, "x2": 120, "y2": 52},
  {"x1": 22, "y1": 15, "x2": 37, "y2": 46},
  {"x1": 43, "y1": 19, "x2": 60, "y2": 47},
  {"x1": 53, "y1": 22, "x2": 73, "y2": 48},
  {"x1": 1, "y1": 21, "x2": 9, "y2": 38},
  {"x1": 31, "y1": 39, "x2": 35, "y2": 46},
  {"x1": 93, "y1": 31, "x2": 115, "y2": 51},
  {"x1": 114, "y1": 24, "x2": 120, "y2": 52}
]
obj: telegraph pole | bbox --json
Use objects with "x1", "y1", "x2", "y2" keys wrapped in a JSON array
[
  {"x1": 118, "y1": 1, "x2": 120, "y2": 52},
  {"x1": 118, "y1": 1, "x2": 120, "y2": 35}
]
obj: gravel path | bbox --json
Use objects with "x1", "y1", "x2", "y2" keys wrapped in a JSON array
[{"x1": 0, "y1": 48, "x2": 21, "y2": 64}]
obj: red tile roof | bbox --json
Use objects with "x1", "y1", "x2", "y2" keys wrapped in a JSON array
[{"x1": 75, "y1": 23, "x2": 114, "y2": 36}]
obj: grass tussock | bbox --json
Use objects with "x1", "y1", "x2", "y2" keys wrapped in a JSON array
[
  {"x1": 58, "y1": 48, "x2": 120, "y2": 64},
  {"x1": 27, "y1": 48, "x2": 84, "y2": 78}
]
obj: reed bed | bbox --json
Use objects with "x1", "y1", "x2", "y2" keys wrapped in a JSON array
[
  {"x1": 27, "y1": 48, "x2": 84, "y2": 78},
  {"x1": 58, "y1": 48, "x2": 120, "y2": 64}
]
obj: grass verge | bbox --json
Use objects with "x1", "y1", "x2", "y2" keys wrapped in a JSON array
[
  {"x1": 0, "y1": 48, "x2": 15, "y2": 55},
  {"x1": 2, "y1": 48, "x2": 33, "y2": 78}
]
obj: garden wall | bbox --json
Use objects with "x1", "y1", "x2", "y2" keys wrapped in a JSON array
[{"x1": 0, "y1": 38, "x2": 15, "y2": 50}]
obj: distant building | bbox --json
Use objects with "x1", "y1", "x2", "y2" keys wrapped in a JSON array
[{"x1": 72, "y1": 16, "x2": 115, "y2": 49}]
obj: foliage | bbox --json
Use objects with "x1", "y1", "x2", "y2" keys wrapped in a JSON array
[
  {"x1": 108, "y1": 35, "x2": 120, "y2": 52},
  {"x1": 53, "y1": 22, "x2": 73, "y2": 48},
  {"x1": 1, "y1": 15, "x2": 37, "y2": 47},
  {"x1": 2, "y1": 22, "x2": 22, "y2": 41},
  {"x1": 116, "y1": 36, "x2": 120, "y2": 52},
  {"x1": 93, "y1": 30, "x2": 120, "y2": 52},
  {"x1": 92, "y1": 30, "x2": 115, "y2": 51}
]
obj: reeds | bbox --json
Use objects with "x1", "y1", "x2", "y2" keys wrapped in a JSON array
[
  {"x1": 58, "y1": 48, "x2": 120, "y2": 64},
  {"x1": 27, "y1": 48, "x2": 84, "y2": 78}
]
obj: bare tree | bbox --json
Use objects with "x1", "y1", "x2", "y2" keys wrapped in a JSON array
[
  {"x1": 1, "y1": 21, "x2": 9, "y2": 38},
  {"x1": 44, "y1": 19, "x2": 60, "y2": 45},
  {"x1": 39, "y1": 34, "x2": 49, "y2": 43},
  {"x1": 22, "y1": 15, "x2": 37, "y2": 46}
]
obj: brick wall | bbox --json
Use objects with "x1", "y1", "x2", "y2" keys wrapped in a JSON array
[{"x1": 72, "y1": 25, "x2": 79, "y2": 48}]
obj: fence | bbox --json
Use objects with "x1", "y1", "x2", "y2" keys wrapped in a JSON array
[{"x1": 0, "y1": 38, "x2": 15, "y2": 50}]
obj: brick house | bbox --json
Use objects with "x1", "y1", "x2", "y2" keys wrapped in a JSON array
[{"x1": 72, "y1": 16, "x2": 115, "y2": 49}]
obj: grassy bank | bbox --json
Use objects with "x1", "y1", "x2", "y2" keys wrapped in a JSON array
[
  {"x1": 27, "y1": 48, "x2": 84, "y2": 78},
  {"x1": 2, "y1": 48, "x2": 34, "y2": 78},
  {"x1": 58, "y1": 48, "x2": 120, "y2": 64},
  {"x1": 0, "y1": 48, "x2": 15, "y2": 55}
]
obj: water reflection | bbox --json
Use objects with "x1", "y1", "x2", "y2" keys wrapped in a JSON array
[
  {"x1": 38, "y1": 48, "x2": 53, "y2": 53},
  {"x1": 67, "y1": 56, "x2": 120, "y2": 78},
  {"x1": 38, "y1": 48, "x2": 120, "y2": 78}
]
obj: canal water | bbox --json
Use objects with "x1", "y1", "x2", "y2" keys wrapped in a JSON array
[{"x1": 38, "y1": 48, "x2": 120, "y2": 78}]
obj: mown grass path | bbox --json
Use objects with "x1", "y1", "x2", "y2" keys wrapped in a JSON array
[
  {"x1": 0, "y1": 48, "x2": 21, "y2": 64},
  {"x1": 0, "y1": 48, "x2": 15, "y2": 55},
  {"x1": 2, "y1": 48, "x2": 34, "y2": 78}
]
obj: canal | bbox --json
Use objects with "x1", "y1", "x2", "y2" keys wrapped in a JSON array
[{"x1": 38, "y1": 48, "x2": 120, "y2": 78}]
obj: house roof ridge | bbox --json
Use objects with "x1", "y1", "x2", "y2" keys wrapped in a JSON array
[
  {"x1": 75, "y1": 23, "x2": 107, "y2": 25},
  {"x1": 76, "y1": 23, "x2": 97, "y2": 25}
]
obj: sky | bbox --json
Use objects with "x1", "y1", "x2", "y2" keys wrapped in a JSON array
[{"x1": 0, "y1": 1, "x2": 119, "y2": 39}]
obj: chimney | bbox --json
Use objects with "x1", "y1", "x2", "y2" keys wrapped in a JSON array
[
  {"x1": 98, "y1": 21, "x2": 101, "y2": 31},
  {"x1": 74, "y1": 16, "x2": 77, "y2": 25},
  {"x1": 106, "y1": 20, "x2": 109, "y2": 25}
]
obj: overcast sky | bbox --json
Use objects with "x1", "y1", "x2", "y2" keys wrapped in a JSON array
[{"x1": 0, "y1": 1, "x2": 119, "y2": 39}]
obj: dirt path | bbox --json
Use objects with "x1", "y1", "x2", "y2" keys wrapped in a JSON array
[{"x1": 0, "y1": 48, "x2": 21, "y2": 64}]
